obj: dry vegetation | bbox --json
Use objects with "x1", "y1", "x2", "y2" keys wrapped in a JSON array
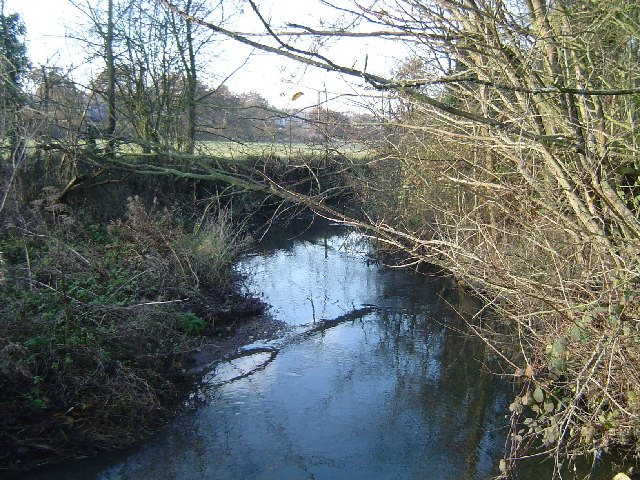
[
  {"x1": 0, "y1": 183, "x2": 260, "y2": 471},
  {"x1": 345, "y1": 0, "x2": 640, "y2": 472},
  {"x1": 3, "y1": 0, "x2": 640, "y2": 475}
]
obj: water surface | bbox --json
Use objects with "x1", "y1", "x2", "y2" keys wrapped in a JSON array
[{"x1": 20, "y1": 219, "x2": 534, "y2": 479}]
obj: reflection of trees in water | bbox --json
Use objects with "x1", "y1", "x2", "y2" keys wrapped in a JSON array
[
  {"x1": 250, "y1": 222, "x2": 509, "y2": 477},
  {"x1": 373, "y1": 280, "x2": 508, "y2": 479},
  {"x1": 251, "y1": 216, "x2": 368, "y2": 255}
]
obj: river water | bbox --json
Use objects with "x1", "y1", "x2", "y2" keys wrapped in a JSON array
[{"x1": 19, "y1": 219, "x2": 622, "y2": 479}]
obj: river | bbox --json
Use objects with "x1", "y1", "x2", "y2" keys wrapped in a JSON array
[{"x1": 19, "y1": 218, "x2": 621, "y2": 479}]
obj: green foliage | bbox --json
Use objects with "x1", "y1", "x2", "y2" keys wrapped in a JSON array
[
  {"x1": 175, "y1": 312, "x2": 205, "y2": 335},
  {"x1": 0, "y1": 13, "x2": 29, "y2": 106},
  {"x1": 199, "y1": 141, "x2": 369, "y2": 162},
  {"x1": 21, "y1": 388, "x2": 47, "y2": 410},
  {"x1": 85, "y1": 224, "x2": 112, "y2": 245},
  {"x1": 0, "y1": 192, "x2": 255, "y2": 464}
]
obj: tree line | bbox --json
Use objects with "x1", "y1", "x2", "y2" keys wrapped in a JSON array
[{"x1": 1, "y1": 0, "x2": 377, "y2": 168}]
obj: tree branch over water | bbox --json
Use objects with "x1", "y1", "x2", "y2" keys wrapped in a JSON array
[
  {"x1": 157, "y1": 0, "x2": 583, "y2": 149},
  {"x1": 157, "y1": 0, "x2": 640, "y2": 469}
]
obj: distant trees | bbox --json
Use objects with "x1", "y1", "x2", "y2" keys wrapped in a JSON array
[
  {"x1": 1, "y1": 1, "x2": 373, "y2": 162},
  {"x1": 195, "y1": 85, "x2": 274, "y2": 142},
  {"x1": 70, "y1": 0, "x2": 219, "y2": 152},
  {"x1": 32, "y1": 67, "x2": 86, "y2": 139}
]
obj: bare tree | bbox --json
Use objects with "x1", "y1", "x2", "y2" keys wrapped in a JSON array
[
  {"x1": 73, "y1": 0, "x2": 219, "y2": 153},
  {"x1": 157, "y1": 0, "x2": 640, "y2": 471},
  {"x1": 105, "y1": 0, "x2": 116, "y2": 154}
]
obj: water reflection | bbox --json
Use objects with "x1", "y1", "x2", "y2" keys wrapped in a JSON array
[
  {"x1": 238, "y1": 227, "x2": 381, "y2": 325},
  {"x1": 22, "y1": 219, "x2": 511, "y2": 480}
]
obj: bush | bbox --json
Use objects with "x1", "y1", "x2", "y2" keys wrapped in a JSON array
[
  {"x1": 175, "y1": 312, "x2": 205, "y2": 335},
  {"x1": 184, "y1": 209, "x2": 251, "y2": 288}
]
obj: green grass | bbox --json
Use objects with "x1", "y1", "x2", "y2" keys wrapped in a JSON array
[
  {"x1": 195, "y1": 141, "x2": 370, "y2": 161},
  {"x1": 1, "y1": 139, "x2": 372, "y2": 165}
]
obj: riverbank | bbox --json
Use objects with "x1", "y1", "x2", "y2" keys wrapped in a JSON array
[
  {"x1": 352, "y1": 147, "x2": 640, "y2": 470},
  {"x1": 0, "y1": 190, "x2": 278, "y2": 474}
]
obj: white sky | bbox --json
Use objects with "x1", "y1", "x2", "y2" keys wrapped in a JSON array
[{"x1": 2, "y1": 0, "x2": 406, "y2": 112}]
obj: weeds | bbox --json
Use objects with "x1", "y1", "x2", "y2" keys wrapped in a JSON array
[{"x1": 0, "y1": 192, "x2": 255, "y2": 471}]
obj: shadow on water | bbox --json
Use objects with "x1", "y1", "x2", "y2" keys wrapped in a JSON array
[{"x1": 19, "y1": 218, "x2": 628, "y2": 480}]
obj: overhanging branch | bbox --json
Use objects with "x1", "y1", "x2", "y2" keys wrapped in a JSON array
[
  {"x1": 156, "y1": 0, "x2": 580, "y2": 149},
  {"x1": 385, "y1": 75, "x2": 640, "y2": 96}
]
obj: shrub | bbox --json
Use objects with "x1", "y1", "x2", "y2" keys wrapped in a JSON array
[
  {"x1": 175, "y1": 312, "x2": 205, "y2": 335},
  {"x1": 0, "y1": 192, "x2": 253, "y2": 469},
  {"x1": 183, "y1": 209, "x2": 251, "y2": 288}
]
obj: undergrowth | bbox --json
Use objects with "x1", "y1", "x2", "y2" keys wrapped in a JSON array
[{"x1": 0, "y1": 193, "x2": 255, "y2": 471}]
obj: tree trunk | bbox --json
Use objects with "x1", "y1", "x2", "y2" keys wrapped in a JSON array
[{"x1": 105, "y1": 0, "x2": 116, "y2": 155}]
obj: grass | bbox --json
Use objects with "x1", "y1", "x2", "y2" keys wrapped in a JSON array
[
  {"x1": 196, "y1": 140, "x2": 370, "y2": 161},
  {"x1": 2, "y1": 139, "x2": 371, "y2": 163}
]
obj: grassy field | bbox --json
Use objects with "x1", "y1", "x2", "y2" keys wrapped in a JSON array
[
  {"x1": 196, "y1": 140, "x2": 370, "y2": 161},
  {"x1": 2, "y1": 139, "x2": 372, "y2": 165}
]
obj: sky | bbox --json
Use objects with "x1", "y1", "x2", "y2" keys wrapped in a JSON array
[{"x1": 1, "y1": 0, "x2": 406, "y2": 111}]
